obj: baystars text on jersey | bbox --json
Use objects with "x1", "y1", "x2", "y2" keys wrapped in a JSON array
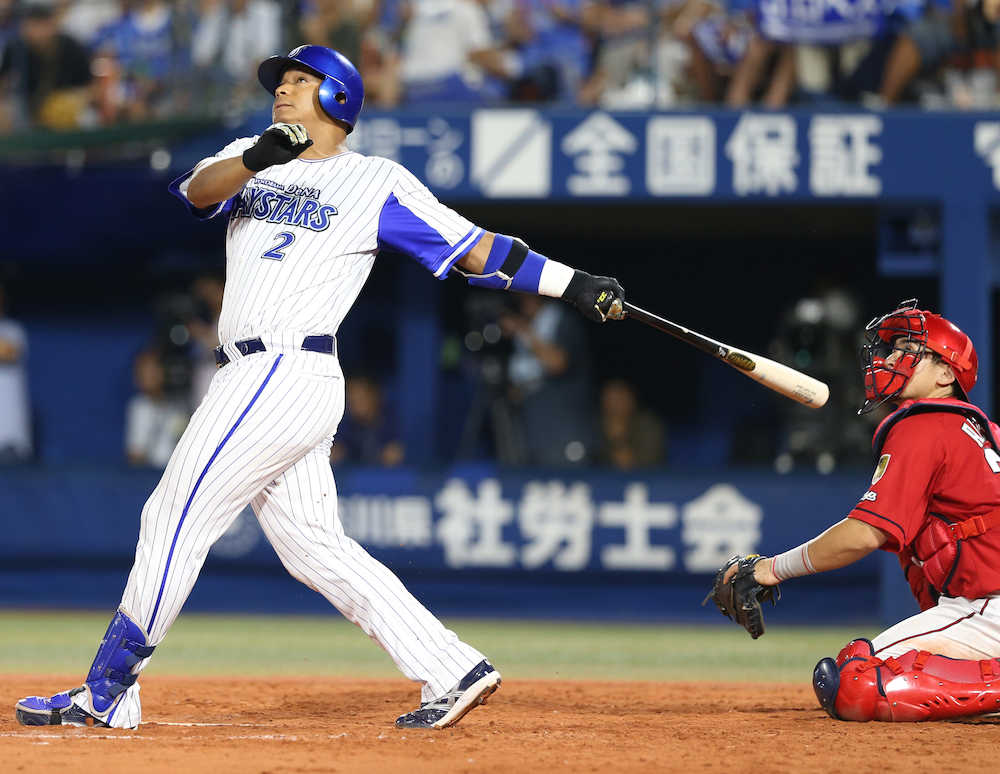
[{"x1": 230, "y1": 177, "x2": 338, "y2": 232}]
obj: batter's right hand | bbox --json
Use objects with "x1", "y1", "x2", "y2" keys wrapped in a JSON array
[
  {"x1": 562, "y1": 270, "x2": 625, "y2": 323},
  {"x1": 242, "y1": 123, "x2": 314, "y2": 172}
]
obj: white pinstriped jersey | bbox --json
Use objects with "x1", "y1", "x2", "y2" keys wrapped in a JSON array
[{"x1": 171, "y1": 140, "x2": 483, "y2": 345}]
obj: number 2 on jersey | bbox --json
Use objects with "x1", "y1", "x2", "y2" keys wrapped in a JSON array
[{"x1": 262, "y1": 232, "x2": 295, "y2": 261}]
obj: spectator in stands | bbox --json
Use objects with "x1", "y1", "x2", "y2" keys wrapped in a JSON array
[
  {"x1": 724, "y1": 27, "x2": 797, "y2": 107},
  {"x1": 597, "y1": 378, "x2": 664, "y2": 470},
  {"x1": 878, "y1": 0, "x2": 1000, "y2": 107},
  {"x1": 191, "y1": 0, "x2": 282, "y2": 107},
  {"x1": 672, "y1": 0, "x2": 752, "y2": 103},
  {"x1": 92, "y1": 0, "x2": 184, "y2": 121},
  {"x1": 0, "y1": 283, "x2": 32, "y2": 465},
  {"x1": 0, "y1": 0, "x2": 15, "y2": 48},
  {"x1": 300, "y1": 0, "x2": 368, "y2": 68},
  {"x1": 508, "y1": 0, "x2": 595, "y2": 102},
  {"x1": 500, "y1": 295, "x2": 594, "y2": 467},
  {"x1": 0, "y1": 1, "x2": 93, "y2": 129},
  {"x1": 185, "y1": 273, "x2": 224, "y2": 408},
  {"x1": 60, "y1": 0, "x2": 121, "y2": 47},
  {"x1": 578, "y1": 0, "x2": 653, "y2": 107},
  {"x1": 300, "y1": 0, "x2": 402, "y2": 106},
  {"x1": 398, "y1": 0, "x2": 518, "y2": 102},
  {"x1": 125, "y1": 349, "x2": 189, "y2": 468},
  {"x1": 0, "y1": 0, "x2": 15, "y2": 130},
  {"x1": 330, "y1": 374, "x2": 405, "y2": 466}
]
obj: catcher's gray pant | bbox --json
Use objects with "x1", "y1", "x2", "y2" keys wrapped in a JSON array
[{"x1": 101, "y1": 349, "x2": 482, "y2": 727}]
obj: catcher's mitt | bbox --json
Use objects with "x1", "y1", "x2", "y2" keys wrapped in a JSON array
[{"x1": 703, "y1": 554, "x2": 780, "y2": 639}]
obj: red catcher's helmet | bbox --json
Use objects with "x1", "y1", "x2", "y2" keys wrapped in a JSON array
[{"x1": 860, "y1": 299, "x2": 978, "y2": 414}]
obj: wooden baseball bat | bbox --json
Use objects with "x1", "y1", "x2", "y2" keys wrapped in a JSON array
[{"x1": 622, "y1": 302, "x2": 829, "y2": 409}]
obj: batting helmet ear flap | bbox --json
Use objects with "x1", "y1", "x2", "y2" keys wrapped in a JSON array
[{"x1": 316, "y1": 76, "x2": 352, "y2": 129}]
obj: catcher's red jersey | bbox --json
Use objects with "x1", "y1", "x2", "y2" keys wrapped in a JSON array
[{"x1": 848, "y1": 399, "x2": 1000, "y2": 599}]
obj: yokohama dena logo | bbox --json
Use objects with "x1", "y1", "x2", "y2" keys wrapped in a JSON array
[{"x1": 231, "y1": 179, "x2": 338, "y2": 232}]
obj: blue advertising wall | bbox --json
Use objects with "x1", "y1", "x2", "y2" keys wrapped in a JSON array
[
  {"x1": 4, "y1": 107, "x2": 994, "y2": 628},
  {"x1": 0, "y1": 466, "x2": 903, "y2": 627}
]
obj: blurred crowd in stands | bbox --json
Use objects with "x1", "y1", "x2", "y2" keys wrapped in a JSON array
[{"x1": 0, "y1": 0, "x2": 998, "y2": 132}]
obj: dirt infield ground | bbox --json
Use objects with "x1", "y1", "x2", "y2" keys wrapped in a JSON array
[{"x1": 2, "y1": 676, "x2": 995, "y2": 773}]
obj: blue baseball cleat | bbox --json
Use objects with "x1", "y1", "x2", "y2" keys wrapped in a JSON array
[
  {"x1": 16, "y1": 687, "x2": 107, "y2": 727},
  {"x1": 395, "y1": 660, "x2": 501, "y2": 729}
]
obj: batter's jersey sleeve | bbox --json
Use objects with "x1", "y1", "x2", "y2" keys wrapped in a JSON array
[
  {"x1": 376, "y1": 161, "x2": 483, "y2": 279},
  {"x1": 847, "y1": 417, "x2": 946, "y2": 551},
  {"x1": 168, "y1": 136, "x2": 258, "y2": 220}
]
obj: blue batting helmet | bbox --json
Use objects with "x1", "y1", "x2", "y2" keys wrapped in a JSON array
[{"x1": 257, "y1": 45, "x2": 364, "y2": 132}]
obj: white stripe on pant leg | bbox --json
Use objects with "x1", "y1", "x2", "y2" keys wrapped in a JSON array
[{"x1": 252, "y1": 446, "x2": 484, "y2": 699}]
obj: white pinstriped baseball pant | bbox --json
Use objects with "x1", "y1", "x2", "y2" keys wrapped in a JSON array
[{"x1": 107, "y1": 348, "x2": 483, "y2": 727}]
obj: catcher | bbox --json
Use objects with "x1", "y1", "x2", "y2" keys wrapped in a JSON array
[{"x1": 707, "y1": 299, "x2": 1000, "y2": 722}]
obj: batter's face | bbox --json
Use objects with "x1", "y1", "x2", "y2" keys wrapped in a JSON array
[{"x1": 272, "y1": 68, "x2": 325, "y2": 125}]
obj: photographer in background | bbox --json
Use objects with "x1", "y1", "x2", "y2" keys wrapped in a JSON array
[
  {"x1": 329, "y1": 373, "x2": 405, "y2": 467},
  {"x1": 0, "y1": 283, "x2": 32, "y2": 464},
  {"x1": 500, "y1": 294, "x2": 594, "y2": 467},
  {"x1": 598, "y1": 378, "x2": 665, "y2": 470},
  {"x1": 124, "y1": 348, "x2": 189, "y2": 468},
  {"x1": 186, "y1": 273, "x2": 225, "y2": 407}
]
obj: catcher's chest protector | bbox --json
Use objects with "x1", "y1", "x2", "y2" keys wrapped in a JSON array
[{"x1": 875, "y1": 399, "x2": 1000, "y2": 594}]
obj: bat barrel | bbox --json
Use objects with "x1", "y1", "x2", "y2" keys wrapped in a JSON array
[{"x1": 622, "y1": 302, "x2": 829, "y2": 409}]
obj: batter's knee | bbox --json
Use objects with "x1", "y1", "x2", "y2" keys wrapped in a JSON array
[{"x1": 812, "y1": 638, "x2": 887, "y2": 722}]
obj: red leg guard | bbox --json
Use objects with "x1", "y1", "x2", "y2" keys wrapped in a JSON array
[{"x1": 819, "y1": 639, "x2": 1000, "y2": 722}]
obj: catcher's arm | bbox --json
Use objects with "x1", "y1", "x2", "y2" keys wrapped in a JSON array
[
  {"x1": 758, "y1": 518, "x2": 889, "y2": 582},
  {"x1": 705, "y1": 520, "x2": 888, "y2": 639}
]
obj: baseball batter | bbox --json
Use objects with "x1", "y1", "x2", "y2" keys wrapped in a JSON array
[
  {"x1": 15, "y1": 45, "x2": 625, "y2": 731},
  {"x1": 715, "y1": 299, "x2": 1000, "y2": 721}
]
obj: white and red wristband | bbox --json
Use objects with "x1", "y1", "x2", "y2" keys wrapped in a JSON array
[{"x1": 771, "y1": 541, "x2": 817, "y2": 582}]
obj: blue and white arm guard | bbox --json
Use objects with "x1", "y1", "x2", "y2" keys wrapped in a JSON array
[
  {"x1": 453, "y1": 234, "x2": 574, "y2": 297},
  {"x1": 455, "y1": 232, "x2": 626, "y2": 322}
]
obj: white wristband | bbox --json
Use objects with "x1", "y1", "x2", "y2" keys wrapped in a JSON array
[
  {"x1": 538, "y1": 259, "x2": 575, "y2": 298},
  {"x1": 771, "y1": 542, "x2": 817, "y2": 581}
]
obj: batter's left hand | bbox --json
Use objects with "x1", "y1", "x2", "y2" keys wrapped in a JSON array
[
  {"x1": 242, "y1": 123, "x2": 314, "y2": 172},
  {"x1": 562, "y1": 271, "x2": 625, "y2": 323}
]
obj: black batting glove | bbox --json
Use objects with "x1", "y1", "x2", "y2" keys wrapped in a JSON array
[
  {"x1": 561, "y1": 270, "x2": 625, "y2": 323},
  {"x1": 242, "y1": 123, "x2": 314, "y2": 172}
]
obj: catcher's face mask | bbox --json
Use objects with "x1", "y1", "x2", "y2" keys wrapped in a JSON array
[{"x1": 860, "y1": 300, "x2": 929, "y2": 415}]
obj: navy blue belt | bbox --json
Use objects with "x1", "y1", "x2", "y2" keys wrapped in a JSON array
[{"x1": 214, "y1": 335, "x2": 335, "y2": 367}]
